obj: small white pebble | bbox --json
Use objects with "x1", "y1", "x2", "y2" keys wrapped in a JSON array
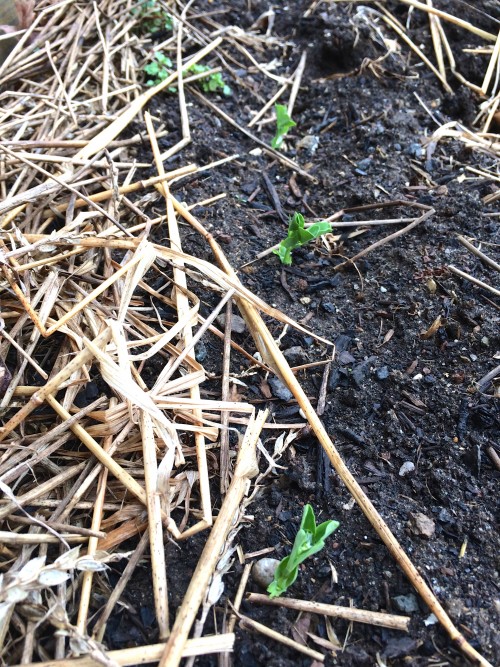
[
  {"x1": 399, "y1": 461, "x2": 415, "y2": 477},
  {"x1": 252, "y1": 558, "x2": 280, "y2": 590}
]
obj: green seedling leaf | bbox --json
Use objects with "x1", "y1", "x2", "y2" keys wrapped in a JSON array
[
  {"x1": 273, "y1": 212, "x2": 332, "y2": 265},
  {"x1": 267, "y1": 504, "x2": 339, "y2": 599},
  {"x1": 142, "y1": 55, "x2": 231, "y2": 95},
  {"x1": 272, "y1": 104, "x2": 296, "y2": 149}
]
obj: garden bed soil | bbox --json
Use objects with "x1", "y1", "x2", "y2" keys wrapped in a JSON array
[{"x1": 99, "y1": 1, "x2": 500, "y2": 666}]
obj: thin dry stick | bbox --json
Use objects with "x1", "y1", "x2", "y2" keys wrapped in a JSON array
[
  {"x1": 0, "y1": 463, "x2": 87, "y2": 521},
  {"x1": 287, "y1": 51, "x2": 307, "y2": 118},
  {"x1": 247, "y1": 593, "x2": 410, "y2": 631},
  {"x1": 189, "y1": 87, "x2": 315, "y2": 181},
  {"x1": 76, "y1": 397, "x2": 117, "y2": 633},
  {"x1": 482, "y1": 28, "x2": 500, "y2": 94},
  {"x1": 448, "y1": 265, "x2": 500, "y2": 298},
  {"x1": 456, "y1": 235, "x2": 500, "y2": 273},
  {"x1": 141, "y1": 411, "x2": 169, "y2": 639},
  {"x1": 226, "y1": 563, "x2": 252, "y2": 633},
  {"x1": 13, "y1": 634, "x2": 235, "y2": 667},
  {"x1": 426, "y1": 0, "x2": 446, "y2": 83},
  {"x1": 172, "y1": 200, "x2": 493, "y2": 667},
  {"x1": 219, "y1": 298, "x2": 233, "y2": 495},
  {"x1": 334, "y1": 209, "x2": 435, "y2": 271},
  {"x1": 238, "y1": 614, "x2": 324, "y2": 662},
  {"x1": 158, "y1": 410, "x2": 266, "y2": 667},
  {"x1": 146, "y1": 111, "x2": 212, "y2": 535}
]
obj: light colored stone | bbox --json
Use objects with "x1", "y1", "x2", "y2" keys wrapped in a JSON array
[{"x1": 252, "y1": 558, "x2": 280, "y2": 590}]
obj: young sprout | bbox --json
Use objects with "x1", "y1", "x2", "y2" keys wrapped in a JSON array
[
  {"x1": 271, "y1": 104, "x2": 296, "y2": 149},
  {"x1": 274, "y1": 212, "x2": 332, "y2": 265},
  {"x1": 143, "y1": 54, "x2": 231, "y2": 95},
  {"x1": 267, "y1": 504, "x2": 339, "y2": 599}
]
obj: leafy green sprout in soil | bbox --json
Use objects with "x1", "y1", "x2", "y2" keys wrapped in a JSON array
[
  {"x1": 143, "y1": 53, "x2": 231, "y2": 96},
  {"x1": 267, "y1": 504, "x2": 339, "y2": 599},
  {"x1": 274, "y1": 212, "x2": 332, "y2": 266},
  {"x1": 272, "y1": 104, "x2": 296, "y2": 149},
  {"x1": 133, "y1": 0, "x2": 174, "y2": 34}
]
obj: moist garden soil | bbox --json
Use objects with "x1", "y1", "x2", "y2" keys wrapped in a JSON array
[{"x1": 100, "y1": 1, "x2": 499, "y2": 665}]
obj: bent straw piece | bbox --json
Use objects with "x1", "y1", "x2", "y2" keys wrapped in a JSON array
[
  {"x1": 0, "y1": 531, "x2": 90, "y2": 545},
  {"x1": 146, "y1": 111, "x2": 212, "y2": 531},
  {"x1": 140, "y1": 411, "x2": 169, "y2": 639},
  {"x1": 247, "y1": 593, "x2": 410, "y2": 631},
  {"x1": 398, "y1": 0, "x2": 497, "y2": 41},
  {"x1": 0, "y1": 327, "x2": 112, "y2": 442},
  {"x1": 172, "y1": 201, "x2": 493, "y2": 667},
  {"x1": 158, "y1": 410, "x2": 266, "y2": 667},
  {"x1": 12, "y1": 634, "x2": 235, "y2": 667},
  {"x1": 45, "y1": 395, "x2": 150, "y2": 509}
]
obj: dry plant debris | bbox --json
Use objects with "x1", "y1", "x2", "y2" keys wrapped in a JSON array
[{"x1": 0, "y1": 1, "x2": 497, "y2": 666}]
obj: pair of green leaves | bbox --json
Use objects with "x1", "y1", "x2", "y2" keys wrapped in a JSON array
[
  {"x1": 273, "y1": 212, "x2": 332, "y2": 266},
  {"x1": 267, "y1": 504, "x2": 339, "y2": 599}
]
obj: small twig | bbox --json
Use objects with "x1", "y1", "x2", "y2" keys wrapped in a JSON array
[
  {"x1": 238, "y1": 614, "x2": 324, "y2": 662},
  {"x1": 448, "y1": 265, "x2": 500, "y2": 298},
  {"x1": 335, "y1": 209, "x2": 435, "y2": 271},
  {"x1": 247, "y1": 593, "x2": 410, "y2": 631},
  {"x1": 456, "y1": 235, "x2": 500, "y2": 273}
]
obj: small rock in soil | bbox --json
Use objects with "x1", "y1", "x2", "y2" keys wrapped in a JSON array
[
  {"x1": 194, "y1": 341, "x2": 207, "y2": 363},
  {"x1": 352, "y1": 356, "x2": 376, "y2": 387},
  {"x1": 283, "y1": 346, "x2": 305, "y2": 363},
  {"x1": 393, "y1": 593, "x2": 419, "y2": 613},
  {"x1": 409, "y1": 512, "x2": 435, "y2": 538},
  {"x1": 382, "y1": 636, "x2": 419, "y2": 659},
  {"x1": 252, "y1": 558, "x2": 280, "y2": 590},
  {"x1": 399, "y1": 461, "x2": 415, "y2": 477},
  {"x1": 376, "y1": 366, "x2": 390, "y2": 381},
  {"x1": 217, "y1": 313, "x2": 246, "y2": 333},
  {"x1": 268, "y1": 377, "x2": 293, "y2": 401},
  {"x1": 343, "y1": 645, "x2": 371, "y2": 665}
]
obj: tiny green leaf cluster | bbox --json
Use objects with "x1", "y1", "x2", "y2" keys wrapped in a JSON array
[
  {"x1": 271, "y1": 104, "x2": 296, "y2": 149},
  {"x1": 187, "y1": 63, "x2": 232, "y2": 96},
  {"x1": 143, "y1": 53, "x2": 231, "y2": 96},
  {"x1": 274, "y1": 212, "x2": 332, "y2": 265},
  {"x1": 143, "y1": 52, "x2": 173, "y2": 86},
  {"x1": 133, "y1": 0, "x2": 174, "y2": 35},
  {"x1": 267, "y1": 505, "x2": 339, "y2": 599}
]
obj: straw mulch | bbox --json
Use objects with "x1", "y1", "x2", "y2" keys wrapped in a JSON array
[{"x1": 0, "y1": 2, "x2": 497, "y2": 667}]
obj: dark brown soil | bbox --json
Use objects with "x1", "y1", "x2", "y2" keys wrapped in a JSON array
[{"x1": 100, "y1": 2, "x2": 499, "y2": 665}]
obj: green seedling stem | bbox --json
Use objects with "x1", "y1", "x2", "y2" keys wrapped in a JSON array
[
  {"x1": 272, "y1": 104, "x2": 296, "y2": 149},
  {"x1": 267, "y1": 504, "x2": 339, "y2": 598},
  {"x1": 274, "y1": 212, "x2": 332, "y2": 265}
]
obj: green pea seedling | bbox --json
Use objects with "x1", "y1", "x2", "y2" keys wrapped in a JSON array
[
  {"x1": 133, "y1": 1, "x2": 174, "y2": 35},
  {"x1": 143, "y1": 53, "x2": 231, "y2": 95},
  {"x1": 267, "y1": 504, "x2": 339, "y2": 599},
  {"x1": 274, "y1": 212, "x2": 332, "y2": 265},
  {"x1": 272, "y1": 104, "x2": 296, "y2": 149}
]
